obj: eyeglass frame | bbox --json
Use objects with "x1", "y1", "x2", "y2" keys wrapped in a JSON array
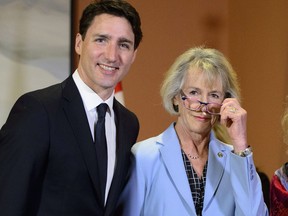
[{"x1": 180, "y1": 90, "x2": 223, "y2": 115}]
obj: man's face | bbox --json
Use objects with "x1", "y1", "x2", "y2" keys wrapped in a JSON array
[{"x1": 75, "y1": 14, "x2": 137, "y2": 99}]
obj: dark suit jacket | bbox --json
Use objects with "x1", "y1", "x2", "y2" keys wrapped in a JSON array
[{"x1": 0, "y1": 76, "x2": 139, "y2": 216}]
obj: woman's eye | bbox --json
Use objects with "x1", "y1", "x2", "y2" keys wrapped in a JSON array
[
  {"x1": 189, "y1": 90, "x2": 198, "y2": 96},
  {"x1": 211, "y1": 93, "x2": 220, "y2": 99}
]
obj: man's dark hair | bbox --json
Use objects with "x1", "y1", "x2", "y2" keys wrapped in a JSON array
[{"x1": 79, "y1": 0, "x2": 143, "y2": 49}]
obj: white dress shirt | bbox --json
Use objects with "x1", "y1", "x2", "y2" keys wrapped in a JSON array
[{"x1": 73, "y1": 70, "x2": 116, "y2": 204}]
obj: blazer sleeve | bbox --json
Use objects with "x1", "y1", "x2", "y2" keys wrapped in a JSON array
[
  {"x1": 229, "y1": 153, "x2": 269, "y2": 216},
  {"x1": 0, "y1": 93, "x2": 50, "y2": 215},
  {"x1": 117, "y1": 143, "x2": 148, "y2": 216}
]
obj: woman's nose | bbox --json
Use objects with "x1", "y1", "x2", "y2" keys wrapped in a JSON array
[
  {"x1": 200, "y1": 102, "x2": 208, "y2": 112},
  {"x1": 198, "y1": 98, "x2": 209, "y2": 112}
]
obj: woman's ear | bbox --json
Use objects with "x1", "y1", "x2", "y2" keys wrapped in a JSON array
[
  {"x1": 173, "y1": 97, "x2": 179, "y2": 112},
  {"x1": 225, "y1": 92, "x2": 232, "y2": 98},
  {"x1": 173, "y1": 104, "x2": 179, "y2": 113}
]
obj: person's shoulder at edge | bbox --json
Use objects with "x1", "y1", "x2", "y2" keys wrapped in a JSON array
[{"x1": 131, "y1": 123, "x2": 175, "y2": 158}]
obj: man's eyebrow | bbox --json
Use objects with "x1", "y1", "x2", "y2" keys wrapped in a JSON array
[
  {"x1": 92, "y1": 34, "x2": 134, "y2": 45},
  {"x1": 93, "y1": 33, "x2": 109, "y2": 38}
]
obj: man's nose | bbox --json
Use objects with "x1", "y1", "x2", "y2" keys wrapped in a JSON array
[{"x1": 105, "y1": 43, "x2": 118, "y2": 62}]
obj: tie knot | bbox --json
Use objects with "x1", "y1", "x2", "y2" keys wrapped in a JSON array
[{"x1": 97, "y1": 103, "x2": 108, "y2": 119}]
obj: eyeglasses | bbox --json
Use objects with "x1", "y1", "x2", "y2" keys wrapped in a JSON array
[{"x1": 180, "y1": 90, "x2": 222, "y2": 115}]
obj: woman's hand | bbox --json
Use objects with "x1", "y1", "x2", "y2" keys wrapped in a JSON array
[{"x1": 220, "y1": 98, "x2": 248, "y2": 152}]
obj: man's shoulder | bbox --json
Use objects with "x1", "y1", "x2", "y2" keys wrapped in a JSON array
[
  {"x1": 22, "y1": 76, "x2": 73, "y2": 102},
  {"x1": 14, "y1": 78, "x2": 73, "y2": 113},
  {"x1": 29, "y1": 77, "x2": 71, "y2": 96},
  {"x1": 113, "y1": 99, "x2": 138, "y2": 120}
]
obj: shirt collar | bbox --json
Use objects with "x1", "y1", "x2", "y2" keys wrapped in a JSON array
[{"x1": 72, "y1": 70, "x2": 114, "y2": 112}]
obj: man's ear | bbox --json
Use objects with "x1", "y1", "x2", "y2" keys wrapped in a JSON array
[
  {"x1": 75, "y1": 33, "x2": 83, "y2": 55},
  {"x1": 131, "y1": 49, "x2": 138, "y2": 63}
]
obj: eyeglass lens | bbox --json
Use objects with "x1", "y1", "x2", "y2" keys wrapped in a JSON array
[{"x1": 183, "y1": 100, "x2": 221, "y2": 114}]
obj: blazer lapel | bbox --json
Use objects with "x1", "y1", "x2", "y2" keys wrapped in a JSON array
[
  {"x1": 203, "y1": 133, "x2": 227, "y2": 210},
  {"x1": 61, "y1": 77, "x2": 102, "y2": 204},
  {"x1": 158, "y1": 124, "x2": 196, "y2": 215},
  {"x1": 105, "y1": 100, "x2": 139, "y2": 215},
  {"x1": 105, "y1": 101, "x2": 125, "y2": 212}
]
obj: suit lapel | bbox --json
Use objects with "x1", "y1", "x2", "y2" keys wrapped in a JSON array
[
  {"x1": 105, "y1": 101, "x2": 124, "y2": 212},
  {"x1": 159, "y1": 126, "x2": 228, "y2": 214},
  {"x1": 61, "y1": 77, "x2": 102, "y2": 205},
  {"x1": 105, "y1": 100, "x2": 137, "y2": 215},
  {"x1": 158, "y1": 124, "x2": 196, "y2": 215},
  {"x1": 203, "y1": 134, "x2": 227, "y2": 210}
]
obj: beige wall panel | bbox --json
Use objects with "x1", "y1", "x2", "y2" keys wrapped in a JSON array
[
  {"x1": 73, "y1": 0, "x2": 288, "y2": 178},
  {"x1": 229, "y1": 0, "x2": 288, "y2": 177}
]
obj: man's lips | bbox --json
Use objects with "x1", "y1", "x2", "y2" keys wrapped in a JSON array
[{"x1": 97, "y1": 63, "x2": 119, "y2": 71}]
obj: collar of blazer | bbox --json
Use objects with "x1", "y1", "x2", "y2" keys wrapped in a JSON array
[{"x1": 158, "y1": 124, "x2": 228, "y2": 213}]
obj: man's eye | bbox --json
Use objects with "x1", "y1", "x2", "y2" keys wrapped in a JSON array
[
  {"x1": 120, "y1": 43, "x2": 131, "y2": 50},
  {"x1": 95, "y1": 38, "x2": 105, "y2": 43}
]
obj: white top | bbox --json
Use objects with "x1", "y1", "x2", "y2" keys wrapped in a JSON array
[{"x1": 73, "y1": 70, "x2": 116, "y2": 204}]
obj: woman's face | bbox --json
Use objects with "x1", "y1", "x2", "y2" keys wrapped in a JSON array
[{"x1": 174, "y1": 67, "x2": 225, "y2": 137}]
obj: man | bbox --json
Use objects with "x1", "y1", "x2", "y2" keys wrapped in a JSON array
[{"x1": 0, "y1": 0, "x2": 143, "y2": 215}]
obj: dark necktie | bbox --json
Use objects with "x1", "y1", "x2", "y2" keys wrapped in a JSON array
[{"x1": 95, "y1": 103, "x2": 108, "y2": 205}]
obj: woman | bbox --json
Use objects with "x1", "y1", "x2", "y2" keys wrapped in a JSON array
[
  {"x1": 270, "y1": 104, "x2": 288, "y2": 216},
  {"x1": 118, "y1": 47, "x2": 268, "y2": 215}
]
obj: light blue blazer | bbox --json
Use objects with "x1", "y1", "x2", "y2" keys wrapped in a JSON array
[{"x1": 118, "y1": 123, "x2": 268, "y2": 216}]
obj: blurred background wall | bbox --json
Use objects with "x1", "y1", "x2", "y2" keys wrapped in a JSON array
[
  {"x1": 0, "y1": 0, "x2": 70, "y2": 126},
  {"x1": 73, "y1": 0, "x2": 288, "y2": 178}
]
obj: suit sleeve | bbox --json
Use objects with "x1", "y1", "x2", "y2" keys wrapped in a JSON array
[
  {"x1": 229, "y1": 153, "x2": 269, "y2": 216},
  {"x1": 0, "y1": 94, "x2": 49, "y2": 215},
  {"x1": 117, "y1": 144, "x2": 146, "y2": 216}
]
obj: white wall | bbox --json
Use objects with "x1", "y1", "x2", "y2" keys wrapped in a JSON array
[{"x1": 0, "y1": 0, "x2": 70, "y2": 127}]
